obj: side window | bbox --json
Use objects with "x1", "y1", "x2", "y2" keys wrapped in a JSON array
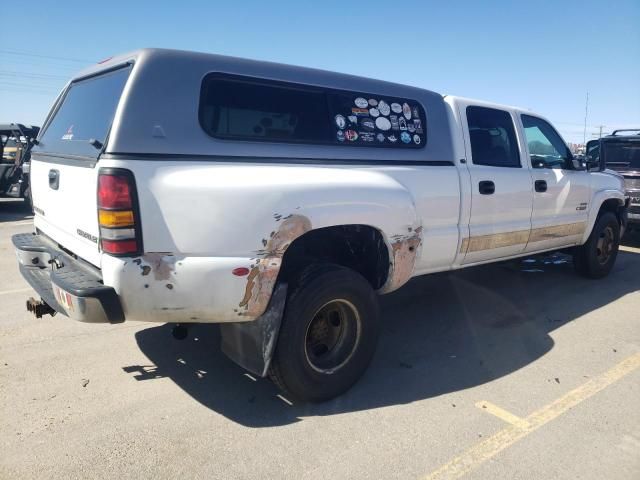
[
  {"x1": 199, "y1": 75, "x2": 331, "y2": 144},
  {"x1": 199, "y1": 73, "x2": 427, "y2": 148},
  {"x1": 521, "y1": 115, "x2": 572, "y2": 169},
  {"x1": 466, "y1": 106, "x2": 520, "y2": 167}
]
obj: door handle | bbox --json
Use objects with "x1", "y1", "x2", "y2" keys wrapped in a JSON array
[
  {"x1": 48, "y1": 169, "x2": 60, "y2": 190},
  {"x1": 478, "y1": 180, "x2": 495, "y2": 195},
  {"x1": 535, "y1": 180, "x2": 547, "y2": 192}
]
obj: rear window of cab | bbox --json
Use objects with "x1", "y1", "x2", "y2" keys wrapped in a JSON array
[{"x1": 199, "y1": 74, "x2": 427, "y2": 148}]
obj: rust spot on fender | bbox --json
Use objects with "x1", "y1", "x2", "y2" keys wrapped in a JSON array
[
  {"x1": 142, "y1": 253, "x2": 176, "y2": 281},
  {"x1": 239, "y1": 214, "x2": 311, "y2": 317},
  {"x1": 383, "y1": 226, "x2": 423, "y2": 293}
]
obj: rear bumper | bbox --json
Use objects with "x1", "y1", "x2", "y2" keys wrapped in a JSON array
[{"x1": 13, "y1": 233, "x2": 124, "y2": 323}]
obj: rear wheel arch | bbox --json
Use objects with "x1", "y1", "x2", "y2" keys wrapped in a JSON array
[{"x1": 277, "y1": 224, "x2": 392, "y2": 291}]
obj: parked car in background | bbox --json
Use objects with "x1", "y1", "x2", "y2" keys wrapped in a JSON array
[
  {"x1": 586, "y1": 129, "x2": 640, "y2": 227},
  {"x1": 0, "y1": 123, "x2": 40, "y2": 208},
  {"x1": 13, "y1": 49, "x2": 628, "y2": 402}
]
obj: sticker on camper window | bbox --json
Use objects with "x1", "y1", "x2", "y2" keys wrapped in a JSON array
[
  {"x1": 354, "y1": 97, "x2": 368, "y2": 108},
  {"x1": 375, "y1": 117, "x2": 391, "y2": 131},
  {"x1": 402, "y1": 103, "x2": 412, "y2": 120},
  {"x1": 328, "y1": 91, "x2": 426, "y2": 148},
  {"x1": 378, "y1": 100, "x2": 391, "y2": 116},
  {"x1": 61, "y1": 125, "x2": 74, "y2": 140}
]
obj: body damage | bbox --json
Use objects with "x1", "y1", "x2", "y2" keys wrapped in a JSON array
[
  {"x1": 96, "y1": 160, "x2": 433, "y2": 323},
  {"x1": 381, "y1": 226, "x2": 423, "y2": 293},
  {"x1": 238, "y1": 214, "x2": 312, "y2": 317}
]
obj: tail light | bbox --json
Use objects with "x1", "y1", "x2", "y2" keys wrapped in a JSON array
[{"x1": 97, "y1": 168, "x2": 142, "y2": 256}]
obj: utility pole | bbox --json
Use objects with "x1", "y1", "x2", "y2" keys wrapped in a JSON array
[
  {"x1": 591, "y1": 125, "x2": 607, "y2": 139},
  {"x1": 583, "y1": 92, "x2": 589, "y2": 145}
]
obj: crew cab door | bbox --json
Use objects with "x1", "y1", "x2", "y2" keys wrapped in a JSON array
[
  {"x1": 519, "y1": 114, "x2": 590, "y2": 252},
  {"x1": 459, "y1": 103, "x2": 534, "y2": 264}
]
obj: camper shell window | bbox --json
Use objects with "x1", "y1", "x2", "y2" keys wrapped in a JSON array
[
  {"x1": 38, "y1": 65, "x2": 132, "y2": 159},
  {"x1": 199, "y1": 74, "x2": 426, "y2": 148}
]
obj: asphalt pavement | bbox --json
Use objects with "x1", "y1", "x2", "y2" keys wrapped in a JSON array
[{"x1": 1, "y1": 197, "x2": 639, "y2": 480}]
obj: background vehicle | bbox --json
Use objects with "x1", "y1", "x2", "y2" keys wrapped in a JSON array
[
  {"x1": 0, "y1": 123, "x2": 40, "y2": 208},
  {"x1": 586, "y1": 129, "x2": 640, "y2": 227},
  {"x1": 13, "y1": 49, "x2": 627, "y2": 402}
]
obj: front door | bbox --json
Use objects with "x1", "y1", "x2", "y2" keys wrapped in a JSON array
[
  {"x1": 519, "y1": 114, "x2": 591, "y2": 252},
  {"x1": 459, "y1": 103, "x2": 534, "y2": 264}
]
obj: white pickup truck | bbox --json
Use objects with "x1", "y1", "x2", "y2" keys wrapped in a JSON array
[{"x1": 14, "y1": 49, "x2": 628, "y2": 402}]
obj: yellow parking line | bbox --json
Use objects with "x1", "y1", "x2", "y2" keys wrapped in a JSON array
[
  {"x1": 475, "y1": 401, "x2": 530, "y2": 429},
  {"x1": 423, "y1": 352, "x2": 640, "y2": 480}
]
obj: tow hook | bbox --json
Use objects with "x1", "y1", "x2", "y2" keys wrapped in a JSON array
[
  {"x1": 171, "y1": 323, "x2": 189, "y2": 340},
  {"x1": 26, "y1": 297, "x2": 56, "y2": 318}
]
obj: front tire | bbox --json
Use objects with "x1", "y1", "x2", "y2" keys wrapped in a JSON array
[
  {"x1": 269, "y1": 264, "x2": 380, "y2": 402},
  {"x1": 573, "y1": 211, "x2": 620, "y2": 279}
]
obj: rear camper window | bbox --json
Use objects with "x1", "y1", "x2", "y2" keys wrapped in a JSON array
[
  {"x1": 38, "y1": 66, "x2": 132, "y2": 159},
  {"x1": 199, "y1": 74, "x2": 426, "y2": 148}
]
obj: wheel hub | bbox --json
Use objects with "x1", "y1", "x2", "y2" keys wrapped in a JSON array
[
  {"x1": 304, "y1": 299, "x2": 361, "y2": 374},
  {"x1": 595, "y1": 225, "x2": 615, "y2": 265}
]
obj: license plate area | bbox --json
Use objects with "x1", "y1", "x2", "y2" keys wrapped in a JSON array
[{"x1": 53, "y1": 284, "x2": 75, "y2": 313}]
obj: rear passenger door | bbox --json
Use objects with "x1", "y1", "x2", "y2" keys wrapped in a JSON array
[{"x1": 459, "y1": 103, "x2": 534, "y2": 264}]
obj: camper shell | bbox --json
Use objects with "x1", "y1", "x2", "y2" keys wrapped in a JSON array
[{"x1": 40, "y1": 48, "x2": 455, "y2": 163}]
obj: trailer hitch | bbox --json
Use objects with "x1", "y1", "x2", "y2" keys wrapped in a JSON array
[{"x1": 26, "y1": 297, "x2": 56, "y2": 318}]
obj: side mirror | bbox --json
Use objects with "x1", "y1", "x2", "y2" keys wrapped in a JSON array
[
  {"x1": 585, "y1": 155, "x2": 600, "y2": 171},
  {"x1": 571, "y1": 158, "x2": 585, "y2": 170}
]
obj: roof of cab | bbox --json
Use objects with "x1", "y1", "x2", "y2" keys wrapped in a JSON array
[{"x1": 68, "y1": 48, "x2": 456, "y2": 162}]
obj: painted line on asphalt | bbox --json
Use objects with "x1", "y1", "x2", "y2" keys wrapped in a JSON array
[
  {"x1": 422, "y1": 352, "x2": 640, "y2": 480},
  {"x1": 0, "y1": 220, "x2": 33, "y2": 227},
  {"x1": 0, "y1": 287, "x2": 32, "y2": 296},
  {"x1": 276, "y1": 394, "x2": 294, "y2": 406},
  {"x1": 475, "y1": 401, "x2": 530, "y2": 429}
]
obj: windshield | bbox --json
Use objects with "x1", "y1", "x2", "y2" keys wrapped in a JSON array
[
  {"x1": 604, "y1": 140, "x2": 640, "y2": 170},
  {"x1": 37, "y1": 66, "x2": 132, "y2": 159}
]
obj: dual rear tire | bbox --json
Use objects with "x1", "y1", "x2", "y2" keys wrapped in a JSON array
[{"x1": 268, "y1": 264, "x2": 380, "y2": 403}]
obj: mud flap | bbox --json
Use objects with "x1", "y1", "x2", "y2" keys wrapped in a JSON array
[{"x1": 219, "y1": 283, "x2": 287, "y2": 377}]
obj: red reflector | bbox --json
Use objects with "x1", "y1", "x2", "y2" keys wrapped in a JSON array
[
  {"x1": 101, "y1": 239, "x2": 138, "y2": 254},
  {"x1": 232, "y1": 267, "x2": 250, "y2": 276},
  {"x1": 98, "y1": 175, "x2": 132, "y2": 209}
]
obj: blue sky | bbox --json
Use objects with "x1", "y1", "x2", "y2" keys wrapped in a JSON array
[{"x1": 1, "y1": 0, "x2": 638, "y2": 143}]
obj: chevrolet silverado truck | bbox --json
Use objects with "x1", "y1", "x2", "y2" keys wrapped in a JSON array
[{"x1": 13, "y1": 49, "x2": 628, "y2": 402}]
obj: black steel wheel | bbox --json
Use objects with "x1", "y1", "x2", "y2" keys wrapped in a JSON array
[
  {"x1": 574, "y1": 212, "x2": 620, "y2": 279},
  {"x1": 269, "y1": 264, "x2": 380, "y2": 402}
]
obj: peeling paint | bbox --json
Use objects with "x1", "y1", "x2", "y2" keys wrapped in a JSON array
[
  {"x1": 383, "y1": 226, "x2": 423, "y2": 293},
  {"x1": 239, "y1": 214, "x2": 311, "y2": 317},
  {"x1": 142, "y1": 253, "x2": 177, "y2": 281}
]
